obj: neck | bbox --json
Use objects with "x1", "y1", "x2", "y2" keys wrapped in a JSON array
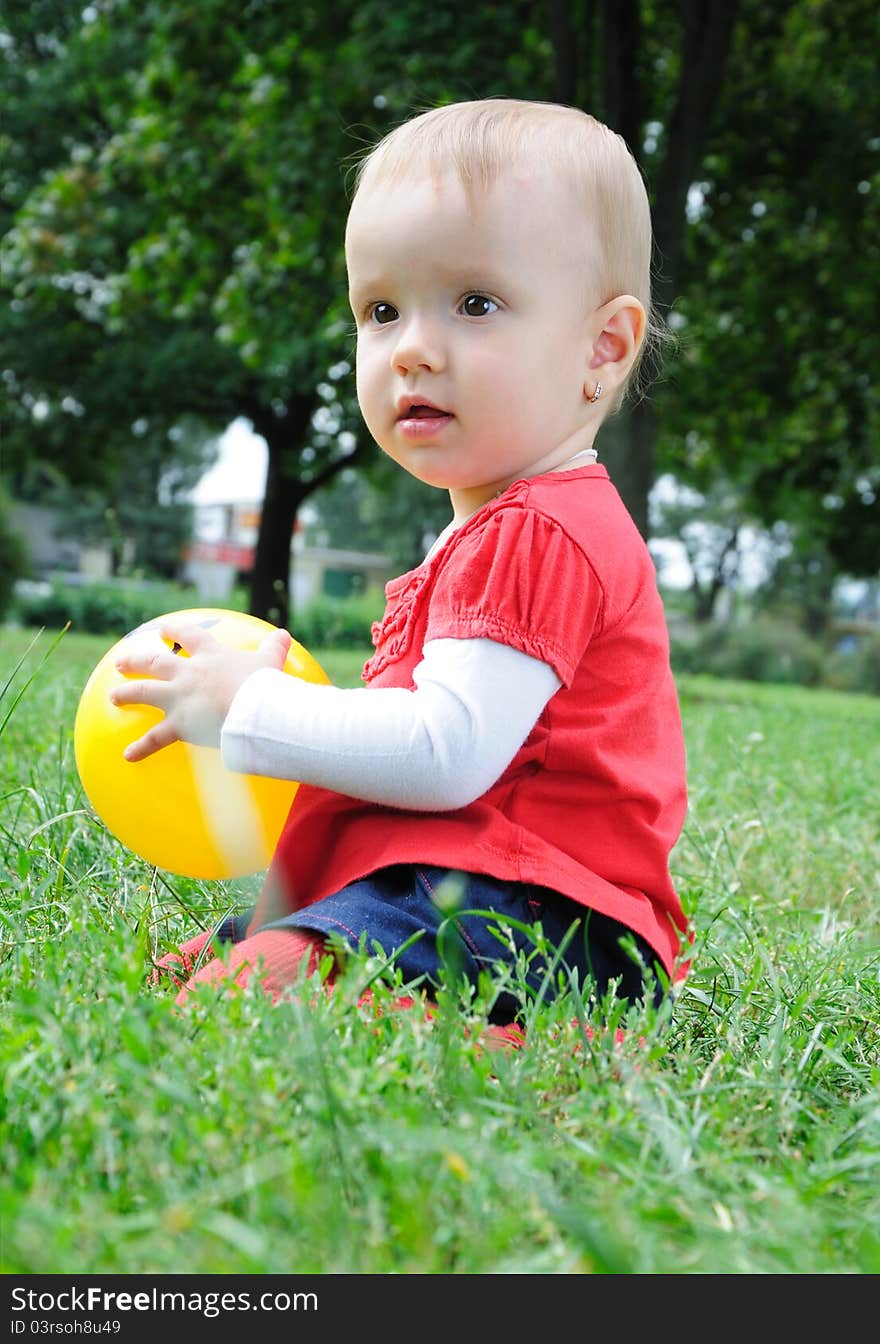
[
  {"x1": 552, "y1": 446, "x2": 598, "y2": 471},
  {"x1": 448, "y1": 445, "x2": 599, "y2": 526}
]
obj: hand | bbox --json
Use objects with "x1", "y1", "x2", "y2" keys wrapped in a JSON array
[{"x1": 109, "y1": 617, "x2": 292, "y2": 761}]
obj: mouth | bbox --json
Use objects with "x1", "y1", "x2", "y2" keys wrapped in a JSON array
[{"x1": 396, "y1": 397, "x2": 453, "y2": 423}]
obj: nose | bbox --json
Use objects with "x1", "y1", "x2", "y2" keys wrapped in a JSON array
[{"x1": 390, "y1": 315, "x2": 445, "y2": 375}]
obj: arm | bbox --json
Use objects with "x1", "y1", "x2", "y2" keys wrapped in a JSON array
[{"x1": 222, "y1": 636, "x2": 561, "y2": 811}]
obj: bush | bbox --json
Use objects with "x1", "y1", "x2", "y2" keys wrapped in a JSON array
[
  {"x1": 292, "y1": 589, "x2": 385, "y2": 651},
  {"x1": 668, "y1": 628, "x2": 702, "y2": 675},
  {"x1": 679, "y1": 617, "x2": 824, "y2": 687},
  {"x1": 822, "y1": 631, "x2": 880, "y2": 696},
  {"x1": 11, "y1": 577, "x2": 204, "y2": 637},
  {"x1": 12, "y1": 578, "x2": 385, "y2": 650},
  {"x1": 0, "y1": 491, "x2": 29, "y2": 622}
]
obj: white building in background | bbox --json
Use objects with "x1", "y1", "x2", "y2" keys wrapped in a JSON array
[
  {"x1": 183, "y1": 497, "x2": 391, "y2": 607},
  {"x1": 184, "y1": 419, "x2": 391, "y2": 605},
  {"x1": 9, "y1": 500, "x2": 133, "y2": 582}
]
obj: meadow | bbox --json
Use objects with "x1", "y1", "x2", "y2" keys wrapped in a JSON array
[{"x1": 1, "y1": 622, "x2": 878, "y2": 1275}]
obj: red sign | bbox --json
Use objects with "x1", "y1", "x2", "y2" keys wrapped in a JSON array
[{"x1": 185, "y1": 541, "x2": 255, "y2": 567}]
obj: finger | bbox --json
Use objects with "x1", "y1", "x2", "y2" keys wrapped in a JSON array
[
  {"x1": 123, "y1": 719, "x2": 180, "y2": 763},
  {"x1": 158, "y1": 619, "x2": 220, "y2": 657},
  {"x1": 110, "y1": 679, "x2": 172, "y2": 711},
  {"x1": 257, "y1": 628, "x2": 293, "y2": 669},
  {"x1": 114, "y1": 646, "x2": 181, "y2": 680}
]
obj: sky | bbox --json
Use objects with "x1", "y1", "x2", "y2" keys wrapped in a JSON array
[{"x1": 190, "y1": 417, "x2": 268, "y2": 505}]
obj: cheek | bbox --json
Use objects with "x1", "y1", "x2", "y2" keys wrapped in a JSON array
[
  {"x1": 355, "y1": 355, "x2": 390, "y2": 440},
  {"x1": 355, "y1": 348, "x2": 378, "y2": 403}
]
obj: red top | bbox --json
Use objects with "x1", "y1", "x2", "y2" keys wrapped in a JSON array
[{"x1": 257, "y1": 465, "x2": 689, "y2": 978}]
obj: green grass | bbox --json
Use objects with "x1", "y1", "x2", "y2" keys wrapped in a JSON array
[{"x1": 1, "y1": 624, "x2": 879, "y2": 1274}]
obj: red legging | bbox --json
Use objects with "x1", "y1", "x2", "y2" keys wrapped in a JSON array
[
  {"x1": 160, "y1": 926, "x2": 526, "y2": 1050},
  {"x1": 173, "y1": 928, "x2": 328, "y2": 1008}
]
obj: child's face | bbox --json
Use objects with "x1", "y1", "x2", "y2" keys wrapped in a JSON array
[{"x1": 346, "y1": 166, "x2": 600, "y2": 518}]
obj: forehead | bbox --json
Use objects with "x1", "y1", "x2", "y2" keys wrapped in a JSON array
[{"x1": 345, "y1": 167, "x2": 581, "y2": 282}]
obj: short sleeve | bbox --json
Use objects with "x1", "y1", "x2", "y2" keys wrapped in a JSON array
[{"x1": 425, "y1": 504, "x2": 603, "y2": 686}]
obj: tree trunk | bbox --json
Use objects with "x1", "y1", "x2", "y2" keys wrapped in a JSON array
[
  {"x1": 649, "y1": 1, "x2": 741, "y2": 315},
  {"x1": 595, "y1": 396, "x2": 656, "y2": 538},
  {"x1": 599, "y1": 0, "x2": 642, "y2": 152},
  {"x1": 561, "y1": 1, "x2": 741, "y2": 535},
  {"x1": 547, "y1": 0, "x2": 578, "y2": 106},
  {"x1": 694, "y1": 527, "x2": 739, "y2": 622},
  {"x1": 245, "y1": 396, "x2": 315, "y2": 626},
  {"x1": 803, "y1": 573, "x2": 835, "y2": 640},
  {"x1": 244, "y1": 394, "x2": 367, "y2": 629}
]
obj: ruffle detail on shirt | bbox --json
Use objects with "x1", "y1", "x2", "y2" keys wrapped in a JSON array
[
  {"x1": 425, "y1": 503, "x2": 604, "y2": 685},
  {"x1": 362, "y1": 564, "x2": 430, "y2": 683}
]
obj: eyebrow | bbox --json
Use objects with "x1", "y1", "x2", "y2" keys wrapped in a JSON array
[{"x1": 348, "y1": 261, "x2": 510, "y2": 298}]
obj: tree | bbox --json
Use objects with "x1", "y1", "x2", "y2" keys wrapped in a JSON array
[
  {"x1": 311, "y1": 452, "x2": 451, "y2": 578},
  {"x1": 1, "y1": 2, "x2": 362, "y2": 622},
  {"x1": 753, "y1": 537, "x2": 839, "y2": 640},
  {"x1": 0, "y1": 4, "x2": 231, "y2": 584},
  {"x1": 655, "y1": 0, "x2": 880, "y2": 592},
  {"x1": 3, "y1": 0, "x2": 876, "y2": 629},
  {"x1": 31, "y1": 419, "x2": 214, "y2": 580},
  {"x1": 0, "y1": 485, "x2": 28, "y2": 619},
  {"x1": 542, "y1": 0, "x2": 741, "y2": 538},
  {"x1": 1, "y1": 0, "x2": 549, "y2": 624},
  {"x1": 650, "y1": 477, "x2": 747, "y2": 623}
]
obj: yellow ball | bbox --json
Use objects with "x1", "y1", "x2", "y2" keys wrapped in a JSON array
[{"x1": 74, "y1": 607, "x2": 330, "y2": 880}]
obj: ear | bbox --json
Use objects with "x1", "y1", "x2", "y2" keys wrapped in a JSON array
[{"x1": 586, "y1": 296, "x2": 646, "y2": 399}]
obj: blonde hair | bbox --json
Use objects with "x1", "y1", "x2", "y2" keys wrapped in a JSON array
[{"x1": 349, "y1": 98, "x2": 667, "y2": 404}]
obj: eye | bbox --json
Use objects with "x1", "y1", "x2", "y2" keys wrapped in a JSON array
[
  {"x1": 369, "y1": 302, "x2": 398, "y2": 325},
  {"x1": 460, "y1": 293, "x2": 498, "y2": 318}
]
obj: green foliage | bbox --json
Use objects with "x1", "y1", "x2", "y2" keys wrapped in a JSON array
[
  {"x1": 293, "y1": 589, "x2": 386, "y2": 652},
  {"x1": 669, "y1": 611, "x2": 880, "y2": 696},
  {"x1": 2, "y1": 2, "x2": 877, "y2": 626},
  {"x1": 10, "y1": 577, "x2": 205, "y2": 638},
  {"x1": 659, "y1": 0, "x2": 880, "y2": 577},
  {"x1": 671, "y1": 617, "x2": 824, "y2": 687},
  {"x1": 310, "y1": 460, "x2": 451, "y2": 576},
  {"x1": 750, "y1": 535, "x2": 838, "y2": 635},
  {"x1": 0, "y1": 486, "x2": 29, "y2": 619},
  {"x1": 0, "y1": 0, "x2": 555, "y2": 624},
  {"x1": 1, "y1": 627, "x2": 879, "y2": 1273},
  {"x1": 823, "y1": 630, "x2": 880, "y2": 696},
  {"x1": 30, "y1": 427, "x2": 212, "y2": 582}
]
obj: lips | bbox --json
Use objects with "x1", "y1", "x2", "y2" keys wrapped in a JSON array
[
  {"x1": 394, "y1": 396, "x2": 454, "y2": 440},
  {"x1": 396, "y1": 396, "x2": 452, "y2": 422},
  {"x1": 407, "y1": 405, "x2": 448, "y2": 419}
]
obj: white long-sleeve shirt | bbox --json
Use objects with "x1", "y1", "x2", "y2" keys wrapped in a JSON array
[{"x1": 221, "y1": 636, "x2": 561, "y2": 811}]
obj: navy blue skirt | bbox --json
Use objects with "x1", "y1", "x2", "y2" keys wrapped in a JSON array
[{"x1": 234, "y1": 864, "x2": 665, "y2": 1023}]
